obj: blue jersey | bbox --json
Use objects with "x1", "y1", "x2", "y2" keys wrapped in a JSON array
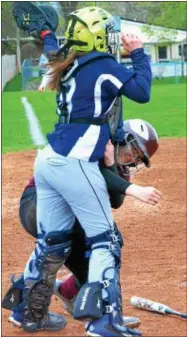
[{"x1": 47, "y1": 50, "x2": 151, "y2": 162}]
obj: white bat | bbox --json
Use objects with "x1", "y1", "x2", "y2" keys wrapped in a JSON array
[{"x1": 130, "y1": 296, "x2": 187, "y2": 319}]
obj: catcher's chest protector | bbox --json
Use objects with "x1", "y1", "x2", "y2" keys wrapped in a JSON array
[
  {"x1": 48, "y1": 50, "x2": 131, "y2": 161},
  {"x1": 57, "y1": 52, "x2": 122, "y2": 136}
]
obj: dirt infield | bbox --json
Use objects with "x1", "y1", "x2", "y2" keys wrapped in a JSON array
[{"x1": 2, "y1": 138, "x2": 187, "y2": 337}]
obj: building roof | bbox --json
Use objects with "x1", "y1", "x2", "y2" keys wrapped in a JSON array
[{"x1": 120, "y1": 19, "x2": 186, "y2": 44}]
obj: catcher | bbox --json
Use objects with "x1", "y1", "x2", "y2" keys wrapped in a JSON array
[{"x1": 8, "y1": 2, "x2": 159, "y2": 336}]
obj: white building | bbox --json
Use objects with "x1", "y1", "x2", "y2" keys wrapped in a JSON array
[
  {"x1": 120, "y1": 19, "x2": 186, "y2": 63},
  {"x1": 119, "y1": 19, "x2": 186, "y2": 77}
]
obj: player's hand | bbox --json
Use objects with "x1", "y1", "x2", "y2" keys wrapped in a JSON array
[
  {"x1": 38, "y1": 85, "x2": 45, "y2": 92},
  {"x1": 121, "y1": 33, "x2": 143, "y2": 54},
  {"x1": 126, "y1": 184, "x2": 162, "y2": 205},
  {"x1": 104, "y1": 139, "x2": 115, "y2": 167}
]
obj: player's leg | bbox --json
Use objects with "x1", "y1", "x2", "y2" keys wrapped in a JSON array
[
  {"x1": 40, "y1": 153, "x2": 141, "y2": 336},
  {"x1": 3, "y1": 183, "x2": 140, "y2": 330}
]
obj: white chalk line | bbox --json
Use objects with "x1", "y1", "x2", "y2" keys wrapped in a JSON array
[{"x1": 21, "y1": 97, "x2": 47, "y2": 147}]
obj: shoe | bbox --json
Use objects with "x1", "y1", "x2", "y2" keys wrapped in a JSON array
[
  {"x1": 122, "y1": 316, "x2": 141, "y2": 329},
  {"x1": 8, "y1": 311, "x2": 67, "y2": 332},
  {"x1": 86, "y1": 314, "x2": 141, "y2": 337},
  {"x1": 54, "y1": 279, "x2": 76, "y2": 315},
  {"x1": 8, "y1": 311, "x2": 22, "y2": 328}
]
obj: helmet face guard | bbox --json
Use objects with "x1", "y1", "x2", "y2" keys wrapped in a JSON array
[
  {"x1": 115, "y1": 133, "x2": 150, "y2": 177},
  {"x1": 106, "y1": 17, "x2": 120, "y2": 55}
]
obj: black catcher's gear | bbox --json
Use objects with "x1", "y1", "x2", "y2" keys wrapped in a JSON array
[
  {"x1": 39, "y1": 5, "x2": 59, "y2": 32},
  {"x1": 19, "y1": 186, "x2": 37, "y2": 238}
]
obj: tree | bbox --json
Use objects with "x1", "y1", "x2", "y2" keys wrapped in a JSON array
[
  {"x1": 59, "y1": 1, "x2": 78, "y2": 24},
  {"x1": 136, "y1": 2, "x2": 186, "y2": 30},
  {"x1": 135, "y1": 2, "x2": 186, "y2": 43},
  {"x1": 151, "y1": 2, "x2": 186, "y2": 30},
  {"x1": 2, "y1": 2, "x2": 17, "y2": 38}
]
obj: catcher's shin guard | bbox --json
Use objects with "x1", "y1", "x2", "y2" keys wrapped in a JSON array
[
  {"x1": 73, "y1": 226, "x2": 123, "y2": 321},
  {"x1": 83, "y1": 266, "x2": 142, "y2": 336},
  {"x1": 22, "y1": 231, "x2": 72, "y2": 331},
  {"x1": 73, "y1": 226, "x2": 141, "y2": 336}
]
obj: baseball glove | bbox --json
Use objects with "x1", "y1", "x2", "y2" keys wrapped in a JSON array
[{"x1": 12, "y1": 2, "x2": 58, "y2": 38}]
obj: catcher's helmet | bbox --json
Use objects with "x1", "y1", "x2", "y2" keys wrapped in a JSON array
[
  {"x1": 64, "y1": 6, "x2": 118, "y2": 53},
  {"x1": 116, "y1": 119, "x2": 159, "y2": 174}
]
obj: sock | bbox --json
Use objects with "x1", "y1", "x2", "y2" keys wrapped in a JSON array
[{"x1": 59, "y1": 275, "x2": 80, "y2": 300}]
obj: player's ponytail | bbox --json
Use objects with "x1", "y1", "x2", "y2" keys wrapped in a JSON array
[{"x1": 46, "y1": 50, "x2": 78, "y2": 91}]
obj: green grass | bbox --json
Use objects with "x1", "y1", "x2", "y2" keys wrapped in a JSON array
[
  {"x1": 2, "y1": 92, "x2": 34, "y2": 153},
  {"x1": 123, "y1": 83, "x2": 186, "y2": 137},
  {"x1": 152, "y1": 76, "x2": 186, "y2": 85},
  {"x1": 2, "y1": 91, "x2": 57, "y2": 153},
  {"x1": 2, "y1": 82, "x2": 186, "y2": 153},
  {"x1": 3, "y1": 73, "x2": 22, "y2": 92},
  {"x1": 24, "y1": 91, "x2": 57, "y2": 135}
]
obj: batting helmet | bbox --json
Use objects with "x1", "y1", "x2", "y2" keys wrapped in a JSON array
[{"x1": 116, "y1": 119, "x2": 159, "y2": 173}]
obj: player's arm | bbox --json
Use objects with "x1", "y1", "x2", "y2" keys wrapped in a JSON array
[
  {"x1": 100, "y1": 140, "x2": 131, "y2": 209},
  {"x1": 100, "y1": 165, "x2": 126, "y2": 209},
  {"x1": 102, "y1": 140, "x2": 162, "y2": 207},
  {"x1": 105, "y1": 34, "x2": 152, "y2": 104}
]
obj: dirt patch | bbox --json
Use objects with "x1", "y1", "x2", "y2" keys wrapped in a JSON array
[{"x1": 2, "y1": 139, "x2": 187, "y2": 337}]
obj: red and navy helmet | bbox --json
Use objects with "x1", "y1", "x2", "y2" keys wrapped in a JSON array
[{"x1": 116, "y1": 119, "x2": 159, "y2": 171}]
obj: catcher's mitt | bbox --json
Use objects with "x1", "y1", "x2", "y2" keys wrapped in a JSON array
[
  {"x1": 38, "y1": 4, "x2": 59, "y2": 32},
  {"x1": 12, "y1": 2, "x2": 58, "y2": 38}
]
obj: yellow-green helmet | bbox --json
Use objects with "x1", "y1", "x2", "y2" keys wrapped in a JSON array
[{"x1": 65, "y1": 7, "x2": 116, "y2": 53}]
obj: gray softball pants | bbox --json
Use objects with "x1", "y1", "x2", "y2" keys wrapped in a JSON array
[{"x1": 24, "y1": 145, "x2": 115, "y2": 286}]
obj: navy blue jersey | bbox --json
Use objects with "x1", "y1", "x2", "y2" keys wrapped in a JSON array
[{"x1": 47, "y1": 50, "x2": 151, "y2": 162}]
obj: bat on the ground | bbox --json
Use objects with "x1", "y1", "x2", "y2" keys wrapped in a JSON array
[{"x1": 130, "y1": 296, "x2": 187, "y2": 319}]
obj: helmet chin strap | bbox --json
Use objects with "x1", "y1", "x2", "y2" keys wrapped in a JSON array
[{"x1": 55, "y1": 40, "x2": 87, "y2": 57}]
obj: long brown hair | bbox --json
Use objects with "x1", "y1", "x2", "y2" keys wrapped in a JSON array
[{"x1": 47, "y1": 50, "x2": 78, "y2": 91}]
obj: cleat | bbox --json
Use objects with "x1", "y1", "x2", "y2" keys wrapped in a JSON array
[
  {"x1": 22, "y1": 312, "x2": 67, "y2": 332},
  {"x1": 8, "y1": 311, "x2": 67, "y2": 332},
  {"x1": 122, "y1": 316, "x2": 141, "y2": 329},
  {"x1": 86, "y1": 314, "x2": 141, "y2": 337},
  {"x1": 8, "y1": 312, "x2": 22, "y2": 328},
  {"x1": 54, "y1": 279, "x2": 76, "y2": 315}
]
